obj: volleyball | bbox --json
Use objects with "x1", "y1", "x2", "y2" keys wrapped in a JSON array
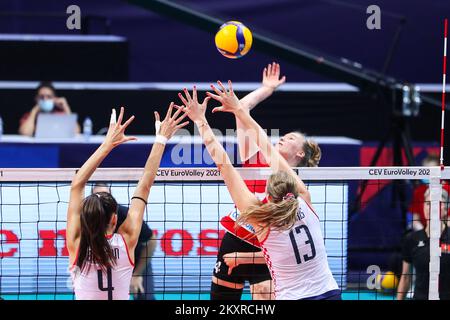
[
  {"x1": 215, "y1": 21, "x2": 253, "y2": 59},
  {"x1": 376, "y1": 271, "x2": 399, "y2": 291}
]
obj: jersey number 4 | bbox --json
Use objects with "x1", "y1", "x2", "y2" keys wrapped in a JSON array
[
  {"x1": 289, "y1": 225, "x2": 316, "y2": 264},
  {"x1": 97, "y1": 267, "x2": 114, "y2": 300}
]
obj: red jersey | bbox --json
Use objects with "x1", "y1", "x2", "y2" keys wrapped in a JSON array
[
  {"x1": 220, "y1": 151, "x2": 269, "y2": 247},
  {"x1": 409, "y1": 182, "x2": 450, "y2": 227}
]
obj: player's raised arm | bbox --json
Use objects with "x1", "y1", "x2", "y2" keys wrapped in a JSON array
[
  {"x1": 118, "y1": 103, "x2": 189, "y2": 251},
  {"x1": 67, "y1": 107, "x2": 136, "y2": 254},
  {"x1": 240, "y1": 62, "x2": 286, "y2": 112},
  {"x1": 207, "y1": 81, "x2": 311, "y2": 204},
  {"x1": 236, "y1": 62, "x2": 286, "y2": 162},
  {"x1": 177, "y1": 87, "x2": 260, "y2": 213}
]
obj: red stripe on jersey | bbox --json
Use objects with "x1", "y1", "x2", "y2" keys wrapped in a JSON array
[
  {"x1": 261, "y1": 246, "x2": 278, "y2": 298},
  {"x1": 221, "y1": 216, "x2": 261, "y2": 247},
  {"x1": 119, "y1": 233, "x2": 135, "y2": 267},
  {"x1": 259, "y1": 228, "x2": 271, "y2": 246}
]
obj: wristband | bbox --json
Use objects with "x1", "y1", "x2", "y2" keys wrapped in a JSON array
[{"x1": 155, "y1": 134, "x2": 168, "y2": 145}]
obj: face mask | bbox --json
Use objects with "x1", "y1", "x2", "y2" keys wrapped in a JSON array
[{"x1": 38, "y1": 99, "x2": 54, "y2": 112}]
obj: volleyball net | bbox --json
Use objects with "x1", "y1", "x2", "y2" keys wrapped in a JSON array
[{"x1": 0, "y1": 166, "x2": 446, "y2": 300}]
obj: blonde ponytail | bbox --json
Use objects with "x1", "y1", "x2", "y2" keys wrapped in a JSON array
[{"x1": 237, "y1": 171, "x2": 300, "y2": 233}]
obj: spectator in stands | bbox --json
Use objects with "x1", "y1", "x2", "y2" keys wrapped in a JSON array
[
  {"x1": 408, "y1": 153, "x2": 450, "y2": 231},
  {"x1": 397, "y1": 187, "x2": 450, "y2": 300},
  {"x1": 18, "y1": 81, "x2": 80, "y2": 136},
  {"x1": 92, "y1": 183, "x2": 157, "y2": 300}
]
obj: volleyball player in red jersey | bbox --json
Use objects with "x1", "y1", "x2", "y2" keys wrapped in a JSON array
[
  {"x1": 178, "y1": 63, "x2": 321, "y2": 300},
  {"x1": 177, "y1": 82, "x2": 339, "y2": 300}
]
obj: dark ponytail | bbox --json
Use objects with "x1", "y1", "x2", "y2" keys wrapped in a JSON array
[{"x1": 77, "y1": 192, "x2": 118, "y2": 273}]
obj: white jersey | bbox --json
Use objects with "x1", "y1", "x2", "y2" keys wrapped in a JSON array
[
  {"x1": 259, "y1": 197, "x2": 339, "y2": 300},
  {"x1": 70, "y1": 233, "x2": 134, "y2": 300}
]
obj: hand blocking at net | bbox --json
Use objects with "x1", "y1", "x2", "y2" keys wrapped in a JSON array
[
  {"x1": 176, "y1": 81, "x2": 243, "y2": 122},
  {"x1": 177, "y1": 86, "x2": 211, "y2": 124},
  {"x1": 66, "y1": 105, "x2": 190, "y2": 300},
  {"x1": 154, "y1": 102, "x2": 190, "y2": 139},
  {"x1": 207, "y1": 80, "x2": 244, "y2": 114},
  {"x1": 103, "y1": 107, "x2": 137, "y2": 149}
]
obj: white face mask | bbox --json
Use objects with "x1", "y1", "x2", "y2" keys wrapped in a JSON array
[{"x1": 38, "y1": 99, "x2": 54, "y2": 112}]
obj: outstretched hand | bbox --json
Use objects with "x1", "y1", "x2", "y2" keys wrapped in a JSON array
[
  {"x1": 177, "y1": 86, "x2": 211, "y2": 123},
  {"x1": 104, "y1": 107, "x2": 137, "y2": 149},
  {"x1": 262, "y1": 62, "x2": 286, "y2": 90},
  {"x1": 155, "y1": 102, "x2": 190, "y2": 140},
  {"x1": 206, "y1": 80, "x2": 243, "y2": 114}
]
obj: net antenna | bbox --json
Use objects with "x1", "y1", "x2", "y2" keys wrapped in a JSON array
[
  {"x1": 440, "y1": 19, "x2": 448, "y2": 170},
  {"x1": 430, "y1": 18, "x2": 449, "y2": 301}
]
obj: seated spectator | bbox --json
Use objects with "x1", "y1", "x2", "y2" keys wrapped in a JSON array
[
  {"x1": 92, "y1": 183, "x2": 157, "y2": 300},
  {"x1": 18, "y1": 81, "x2": 80, "y2": 136},
  {"x1": 397, "y1": 187, "x2": 450, "y2": 300},
  {"x1": 408, "y1": 153, "x2": 450, "y2": 231}
]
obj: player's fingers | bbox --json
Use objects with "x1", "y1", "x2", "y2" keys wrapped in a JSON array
[
  {"x1": 173, "y1": 104, "x2": 186, "y2": 111},
  {"x1": 274, "y1": 62, "x2": 279, "y2": 76},
  {"x1": 154, "y1": 111, "x2": 160, "y2": 122},
  {"x1": 212, "y1": 106, "x2": 225, "y2": 113},
  {"x1": 174, "y1": 111, "x2": 189, "y2": 124},
  {"x1": 178, "y1": 92, "x2": 189, "y2": 107},
  {"x1": 165, "y1": 102, "x2": 174, "y2": 120},
  {"x1": 217, "y1": 80, "x2": 227, "y2": 93},
  {"x1": 263, "y1": 67, "x2": 267, "y2": 79},
  {"x1": 121, "y1": 115, "x2": 135, "y2": 131},
  {"x1": 206, "y1": 91, "x2": 222, "y2": 102},
  {"x1": 192, "y1": 85, "x2": 197, "y2": 102},
  {"x1": 228, "y1": 80, "x2": 234, "y2": 94},
  {"x1": 176, "y1": 121, "x2": 190, "y2": 130},
  {"x1": 202, "y1": 96, "x2": 211, "y2": 106},
  {"x1": 171, "y1": 103, "x2": 184, "y2": 119},
  {"x1": 117, "y1": 106, "x2": 125, "y2": 125},
  {"x1": 110, "y1": 108, "x2": 117, "y2": 125},
  {"x1": 124, "y1": 136, "x2": 138, "y2": 143},
  {"x1": 280, "y1": 75, "x2": 286, "y2": 84},
  {"x1": 183, "y1": 87, "x2": 192, "y2": 102},
  {"x1": 154, "y1": 112, "x2": 161, "y2": 134},
  {"x1": 210, "y1": 84, "x2": 223, "y2": 96},
  {"x1": 267, "y1": 63, "x2": 272, "y2": 77}
]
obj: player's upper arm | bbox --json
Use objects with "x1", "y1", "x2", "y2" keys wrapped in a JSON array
[
  {"x1": 118, "y1": 198, "x2": 146, "y2": 251},
  {"x1": 219, "y1": 163, "x2": 260, "y2": 213},
  {"x1": 236, "y1": 116, "x2": 260, "y2": 163},
  {"x1": 66, "y1": 184, "x2": 84, "y2": 254}
]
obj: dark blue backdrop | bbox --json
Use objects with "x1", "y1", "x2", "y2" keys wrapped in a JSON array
[{"x1": 0, "y1": 0, "x2": 448, "y2": 83}]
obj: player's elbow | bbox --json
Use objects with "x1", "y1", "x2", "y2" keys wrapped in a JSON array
[{"x1": 70, "y1": 179, "x2": 84, "y2": 191}]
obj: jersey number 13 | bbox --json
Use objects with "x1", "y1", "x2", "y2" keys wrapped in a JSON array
[{"x1": 289, "y1": 225, "x2": 317, "y2": 264}]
